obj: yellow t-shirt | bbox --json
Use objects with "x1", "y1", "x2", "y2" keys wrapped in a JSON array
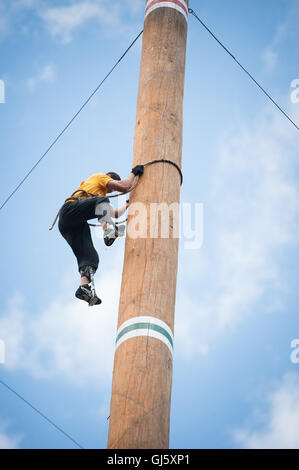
[{"x1": 71, "y1": 173, "x2": 112, "y2": 200}]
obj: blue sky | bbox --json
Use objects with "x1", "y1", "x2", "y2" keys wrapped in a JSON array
[{"x1": 0, "y1": 0, "x2": 299, "y2": 449}]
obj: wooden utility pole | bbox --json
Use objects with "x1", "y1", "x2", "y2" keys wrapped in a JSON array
[{"x1": 107, "y1": 0, "x2": 189, "y2": 449}]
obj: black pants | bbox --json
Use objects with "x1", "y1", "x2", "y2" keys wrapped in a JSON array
[{"x1": 58, "y1": 196, "x2": 109, "y2": 273}]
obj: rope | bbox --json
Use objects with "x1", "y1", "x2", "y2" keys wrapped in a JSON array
[
  {"x1": 0, "y1": 378, "x2": 84, "y2": 449},
  {"x1": 188, "y1": 8, "x2": 299, "y2": 132},
  {"x1": 144, "y1": 158, "x2": 183, "y2": 185},
  {"x1": 0, "y1": 29, "x2": 143, "y2": 213},
  {"x1": 50, "y1": 158, "x2": 183, "y2": 230}
]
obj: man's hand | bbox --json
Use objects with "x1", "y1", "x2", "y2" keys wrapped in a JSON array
[{"x1": 131, "y1": 165, "x2": 144, "y2": 177}]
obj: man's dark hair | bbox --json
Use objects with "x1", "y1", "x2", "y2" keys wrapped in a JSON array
[{"x1": 107, "y1": 172, "x2": 121, "y2": 181}]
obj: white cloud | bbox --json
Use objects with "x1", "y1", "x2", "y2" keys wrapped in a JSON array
[
  {"x1": 261, "y1": 0, "x2": 299, "y2": 74},
  {"x1": 234, "y1": 372, "x2": 299, "y2": 449},
  {"x1": 0, "y1": 0, "x2": 39, "y2": 38},
  {"x1": 123, "y1": 0, "x2": 143, "y2": 16},
  {"x1": 0, "y1": 0, "x2": 143, "y2": 43},
  {"x1": 39, "y1": 1, "x2": 120, "y2": 43},
  {"x1": 262, "y1": 48, "x2": 278, "y2": 73},
  {"x1": 0, "y1": 422, "x2": 21, "y2": 449},
  {"x1": 0, "y1": 247, "x2": 123, "y2": 386},
  {"x1": 272, "y1": 0, "x2": 299, "y2": 45},
  {"x1": 27, "y1": 64, "x2": 56, "y2": 91},
  {"x1": 175, "y1": 102, "x2": 299, "y2": 358}
]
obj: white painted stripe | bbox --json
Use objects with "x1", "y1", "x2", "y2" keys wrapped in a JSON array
[
  {"x1": 115, "y1": 316, "x2": 174, "y2": 354},
  {"x1": 146, "y1": 0, "x2": 188, "y2": 10},
  {"x1": 115, "y1": 328, "x2": 173, "y2": 354},
  {"x1": 145, "y1": 1, "x2": 188, "y2": 23},
  {"x1": 116, "y1": 315, "x2": 174, "y2": 341}
]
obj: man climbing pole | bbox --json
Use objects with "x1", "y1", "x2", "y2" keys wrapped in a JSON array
[{"x1": 58, "y1": 165, "x2": 144, "y2": 306}]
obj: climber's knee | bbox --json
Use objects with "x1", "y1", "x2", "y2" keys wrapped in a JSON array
[{"x1": 95, "y1": 200, "x2": 114, "y2": 225}]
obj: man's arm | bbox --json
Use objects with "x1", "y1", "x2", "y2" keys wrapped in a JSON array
[
  {"x1": 109, "y1": 202, "x2": 129, "y2": 219},
  {"x1": 106, "y1": 165, "x2": 144, "y2": 193},
  {"x1": 106, "y1": 173, "x2": 135, "y2": 193}
]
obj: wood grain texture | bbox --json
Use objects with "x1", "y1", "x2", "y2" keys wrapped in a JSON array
[{"x1": 107, "y1": 1, "x2": 189, "y2": 449}]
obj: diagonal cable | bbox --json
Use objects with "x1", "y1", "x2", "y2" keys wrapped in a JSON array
[
  {"x1": 0, "y1": 378, "x2": 84, "y2": 449},
  {"x1": 188, "y1": 8, "x2": 299, "y2": 132},
  {"x1": 0, "y1": 29, "x2": 143, "y2": 212}
]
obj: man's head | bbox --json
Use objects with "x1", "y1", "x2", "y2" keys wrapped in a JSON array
[{"x1": 107, "y1": 171, "x2": 121, "y2": 181}]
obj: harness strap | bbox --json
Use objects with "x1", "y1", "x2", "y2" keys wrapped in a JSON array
[
  {"x1": 64, "y1": 189, "x2": 100, "y2": 203},
  {"x1": 49, "y1": 190, "x2": 101, "y2": 231}
]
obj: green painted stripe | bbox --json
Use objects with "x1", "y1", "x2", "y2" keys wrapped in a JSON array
[{"x1": 116, "y1": 322, "x2": 173, "y2": 349}]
